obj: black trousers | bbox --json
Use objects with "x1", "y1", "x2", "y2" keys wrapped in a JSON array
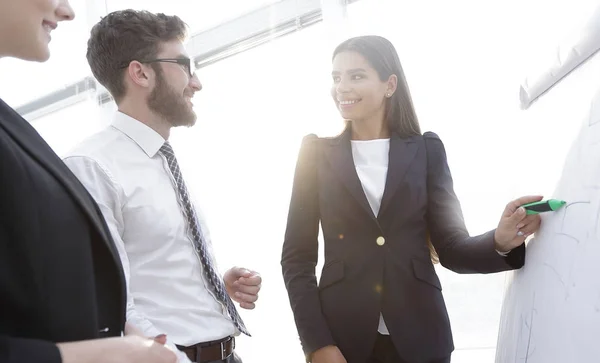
[{"x1": 368, "y1": 334, "x2": 451, "y2": 363}]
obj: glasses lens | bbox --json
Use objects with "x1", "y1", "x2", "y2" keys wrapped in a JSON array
[{"x1": 189, "y1": 58, "x2": 196, "y2": 76}]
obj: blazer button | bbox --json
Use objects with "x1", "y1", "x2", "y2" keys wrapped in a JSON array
[{"x1": 376, "y1": 236, "x2": 385, "y2": 246}]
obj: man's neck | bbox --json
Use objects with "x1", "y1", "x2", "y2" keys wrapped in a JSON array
[{"x1": 117, "y1": 101, "x2": 171, "y2": 140}]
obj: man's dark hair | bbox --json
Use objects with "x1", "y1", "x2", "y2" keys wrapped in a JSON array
[{"x1": 87, "y1": 9, "x2": 188, "y2": 102}]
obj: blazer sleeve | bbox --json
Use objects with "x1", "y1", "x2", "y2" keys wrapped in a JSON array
[
  {"x1": 281, "y1": 134, "x2": 336, "y2": 358},
  {"x1": 0, "y1": 222, "x2": 62, "y2": 363},
  {"x1": 0, "y1": 138, "x2": 62, "y2": 363},
  {"x1": 0, "y1": 336, "x2": 61, "y2": 363},
  {"x1": 424, "y1": 131, "x2": 525, "y2": 273}
]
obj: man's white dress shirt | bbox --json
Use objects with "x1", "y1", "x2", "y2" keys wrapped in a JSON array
[{"x1": 63, "y1": 112, "x2": 236, "y2": 361}]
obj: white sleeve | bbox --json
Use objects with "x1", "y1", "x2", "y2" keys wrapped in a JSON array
[{"x1": 63, "y1": 156, "x2": 192, "y2": 363}]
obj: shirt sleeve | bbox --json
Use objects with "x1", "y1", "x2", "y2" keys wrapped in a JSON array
[{"x1": 63, "y1": 155, "x2": 192, "y2": 363}]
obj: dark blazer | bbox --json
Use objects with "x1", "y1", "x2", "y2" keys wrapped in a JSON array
[
  {"x1": 281, "y1": 127, "x2": 525, "y2": 363},
  {"x1": 0, "y1": 98, "x2": 126, "y2": 363}
]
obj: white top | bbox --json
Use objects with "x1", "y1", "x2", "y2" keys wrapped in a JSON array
[
  {"x1": 63, "y1": 112, "x2": 236, "y2": 362},
  {"x1": 350, "y1": 138, "x2": 391, "y2": 335}
]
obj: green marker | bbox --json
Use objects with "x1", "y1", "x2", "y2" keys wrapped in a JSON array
[{"x1": 521, "y1": 199, "x2": 566, "y2": 215}]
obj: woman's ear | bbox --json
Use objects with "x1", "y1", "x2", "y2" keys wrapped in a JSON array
[{"x1": 386, "y1": 74, "x2": 398, "y2": 96}]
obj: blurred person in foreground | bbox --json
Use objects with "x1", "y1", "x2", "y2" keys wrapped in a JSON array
[{"x1": 0, "y1": 1, "x2": 176, "y2": 362}]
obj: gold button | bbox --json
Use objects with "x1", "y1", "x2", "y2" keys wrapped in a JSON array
[{"x1": 376, "y1": 236, "x2": 385, "y2": 246}]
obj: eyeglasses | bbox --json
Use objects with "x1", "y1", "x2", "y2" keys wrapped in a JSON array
[{"x1": 121, "y1": 58, "x2": 196, "y2": 78}]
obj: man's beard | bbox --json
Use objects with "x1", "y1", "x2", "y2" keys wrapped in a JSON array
[{"x1": 147, "y1": 71, "x2": 196, "y2": 127}]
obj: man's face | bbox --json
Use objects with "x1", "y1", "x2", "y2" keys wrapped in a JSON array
[{"x1": 147, "y1": 40, "x2": 202, "y2": 127}]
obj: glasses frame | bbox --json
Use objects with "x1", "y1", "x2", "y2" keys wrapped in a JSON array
[{"x1": 121, "y1": 58, "x2": 196, "y2": 78}]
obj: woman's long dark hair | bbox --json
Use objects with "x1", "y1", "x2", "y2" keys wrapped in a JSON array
[{"x1": 333, "y1": 35, "x2": 439, "y2": 264}]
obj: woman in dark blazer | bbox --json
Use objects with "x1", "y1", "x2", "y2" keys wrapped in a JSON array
[
  {"x1": 0, "y1": 1, "x2": 174, "y2": 362},
  {"x1": 281, "y1": 35, "x2": 542, "y2": 363}
]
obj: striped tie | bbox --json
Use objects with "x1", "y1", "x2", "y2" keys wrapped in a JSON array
[{"x1": 159, "y1": 141, "x2": 249, "y2": 336}]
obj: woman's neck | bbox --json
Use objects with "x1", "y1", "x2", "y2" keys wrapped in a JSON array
[{"x1": 350, "y1": 118, "x2": 390, "y2": 140}]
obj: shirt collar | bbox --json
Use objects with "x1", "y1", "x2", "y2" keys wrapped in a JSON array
[{"x1": 111, "y1": 111, "x2": 166, "y2": 158}]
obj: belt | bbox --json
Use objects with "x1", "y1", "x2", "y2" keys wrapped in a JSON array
[{"x1": 176, "y1": 336, "x2": 235, "y2": 363}]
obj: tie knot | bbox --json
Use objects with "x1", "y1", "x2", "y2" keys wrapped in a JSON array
[{"x1": 159, "y1": 141, "x2": 175, "y2": 158}]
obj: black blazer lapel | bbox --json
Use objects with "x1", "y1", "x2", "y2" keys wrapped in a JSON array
[
  {"x1": 378, "y1": 132, "x2": 419, "y2": 217},
  {"x1": 0, "y1": 100, "x2": 121, "y2": 263},
  {"x1": 325, "y1": 126, "x2": 377, "y2": 220}
]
